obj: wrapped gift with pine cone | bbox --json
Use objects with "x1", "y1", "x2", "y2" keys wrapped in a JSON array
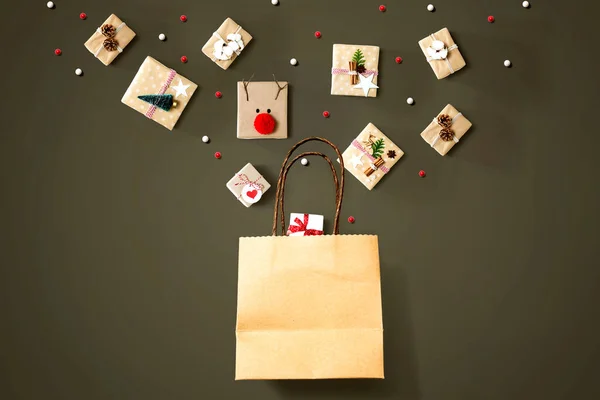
[
  {"x1": 420, "y1": 104, "x2": 472, "y2": 156},
  {"x1": 202, "y1": 17, "x2": 253, "y2": 70},
  {"x1": 340, "y1": 123, "x2": 404, "y2": 190},
  {"x1": 121, "y1": 57, "x2": 197, "y2": 131},
  {"x1": 418, "y1": 27, "x2": 465, "y2": 79},
  {"x1": 331, "y1": 44, "x2": 380, "y2": 98},
  {"x1": 226, "y1": 163, "x2": 271, "y2": 207},
  {"x1": 286, "y1": 213, "x2": 324, "y2": 236},
  {"x1": 84, "y1": 14, "x2": 135, "y2": 66}
]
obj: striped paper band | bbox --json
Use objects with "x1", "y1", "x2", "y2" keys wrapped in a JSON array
[{"x1": 145, "y1": 69, "x2": 177, "y2": 119}]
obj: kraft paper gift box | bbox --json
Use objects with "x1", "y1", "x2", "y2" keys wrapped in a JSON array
[
  {"x1": 418, "y1": 27, "x2": 466, "y2": 79},
  {"x1": 121, "y1": 57, "x2": 197, "y2": 131},
  {"x1": 226, "y1": 163, "x2": 271, "y2": 207},
  {"x1": 202, "y1": 17, "x2": 253, "y2": 70},
  {"x1": 341, "y1": 123, "x2": 404, "y2": 190},
  {"x1": 84, "y1": 14, "x2": 135, "y2": 66},
  {"x1": 237, "y1": 80, "x2": 288, "y2": 139},
  {"x1": 286, "y1": 213, "x2": 324, "y2": 236},
  {"x1": 420, "y1": 104, "x2": 472, "y2": 156},
  {"x1": 331, "y1": 44, "x2": 380, "y2": 98}
]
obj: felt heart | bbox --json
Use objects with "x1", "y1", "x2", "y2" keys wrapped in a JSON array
[{"x1": 246, "y1": 189, "x2": 258, "y2": 199}]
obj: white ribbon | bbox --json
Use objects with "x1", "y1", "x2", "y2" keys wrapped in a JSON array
[
  {"x1": 430, "y1": 113, "x2": 463, "y2": 148},
  {"x1": 94, "y1": 22, "x2": 126, "y2": 57},
  {"x1": 212, "y1": 26, "x2": 244, "y2": 61},
  {"x1": 426, "y1": 33, "x2": 458, "y2": 74}
]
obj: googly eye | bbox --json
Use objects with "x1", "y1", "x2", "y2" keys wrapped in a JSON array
[
  {"x1": 267, "y1": 109, "x2": 271, "y2": 113},
  {"x1": 256, "y1": 109, "x2": 260, "y2": 113}
]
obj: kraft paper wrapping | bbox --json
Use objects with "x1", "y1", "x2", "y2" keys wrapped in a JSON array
[
  {"x1": 226, "y1": 163, "x2": 271, "y2": 207},
  {"x1": 202, "y1": 17, "x2": 253, "y2": 70},
  {"x1": 84, "y1": 14, "x2": 135, "y2": 66},
  {"x1": 331, "y1": 44, "x2": 379, "y2": 98},
  {"x1": 341, "y1": 123, "x2": 404, "y2": 190},
  {"x1": 420, "y1": 104, "x2": 472, "y2": 156},
  {"x1": 237, "y1": 81, "x2": 288, "y2": 139},
  {"x1": 121, "y1": 57, "x2": 197, "y2": 131},
  {"x1": 418, "y1": 27, "x2": 466, "y2": 79},
  {"x1": 236, "y1": 235, "x2": 384, "y2": 380}
]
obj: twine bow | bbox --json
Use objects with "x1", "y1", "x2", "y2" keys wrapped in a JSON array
[
  {"x1": 94, "y1": 23, "x2": 127, "y2": 56},
  {"x1": 430, "y1": 112, "x2": 463, "y2": 147},
  {"x1": 426, "y1": 34, "x2": 459, "y2": 74},
  {"x1": 212, "y1": 26, "x2": 245, "y2": 61},
  {"x1": 234, "y1": 173, "x2": 264, "y2": 191},
  {"x1": 287, "y1": 214, "x2": 324, "y2": 236}
]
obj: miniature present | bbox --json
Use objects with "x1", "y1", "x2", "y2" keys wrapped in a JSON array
[
  {"x1": 331, "y1": 44, "x2": 380, "y2": 98},
  {"x1": 202, "y1": 17, "x2": 253, "y2": 70},
  {"x1": 226, "y1": 163, "x2": 271, "y2": 207},
  {"x1": 341, "y1": 123, "x2": 404, "y2": 190},
  {"x1": 420, "y1": 104, "x2": 472, "y2": 156},
  {"x1": 418, "y1": 27, "x2": 465, "y2": 79},
  {"x1": 237, "y1": 78, "x2": 288, "y2": 139},
  {"x1": 84, "y1": 14, "x2": 135, "y2": 66},
  {"x1": 121, "y1": 57, "x2": 197, "y2": 131},
  {"x1": 286, "y1": 213, "x2": 324, "y2": 236}
]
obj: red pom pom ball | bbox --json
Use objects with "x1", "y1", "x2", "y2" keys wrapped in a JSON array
[{"x1": 254, "y1": 113, "x2": 276, "y2": 135}]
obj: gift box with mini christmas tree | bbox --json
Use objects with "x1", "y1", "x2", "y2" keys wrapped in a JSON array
[
  {"x1": 202, "y1": 17, "x2": 253, "y2": 70},
  {"x1": 121, "y1": 57, "x2": 197, "y2": 131},
  {"x1": 420, "y1": 104, "x2": 472, "y2": 156},
  {"x1": 331, "y1": 44, "x2": 380, "y2": 98},
  {"x1": 340, "y1": 123, "x2": 403, "y2": 190},
  {"x1": 418, "y1": 27, "x2": 465, "y2": 79},
  {"x1": 84, "y1": 14, "x2": 135, "y2": 66}
]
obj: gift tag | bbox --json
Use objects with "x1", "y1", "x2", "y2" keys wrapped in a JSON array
[{"x1": 241, "y1": 184, "x2": 262, "y2": 204}]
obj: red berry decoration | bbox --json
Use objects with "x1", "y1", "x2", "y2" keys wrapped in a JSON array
[
  {"x1": 180, "y1": 56, "x2": 188, "y2": 63},
  {"x1": 348, "y1": 216, "x2": 355, "y2": 224},
  {"x1": 419, "y1": 170, "x2": 426, "y2": 178},
  {"x1": 314, "y1": 31, "x2": 322, "y2": 38},
  {"x1": 488, "y1": 15, "x2": 495, "y2": 23},
  {"x1": 379, "y1": 5, "x2": 386, "y2": 12},
  {"x1": 54, "y1": 48, "x2": 62, "y2": 56},
  {"x1": 395, "y1": 56, "x2": 403, "y2": 64},
  {"x1": 79, "y1": 12, "x2": 87, "y2": 20},
  {"x1": 214, "y1": 152, "x2": 222, "y2": 159},
  {"x1": 322, "y1": 111, "x2": 330, "y2": 118},
  {"x1": 180, "y1": 15, "x2": 187, "y2": 22},
  {"x1": 215, "y1": 91, "x2": 222, "y2": 98}
]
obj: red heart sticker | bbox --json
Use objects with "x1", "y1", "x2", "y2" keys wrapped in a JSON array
[{"x1": 246, "y1": 189, "x2": 258, "y2": 199}]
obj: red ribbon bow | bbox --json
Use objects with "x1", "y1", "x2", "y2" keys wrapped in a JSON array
[{"x1": 287, "y1": 214, "x2": 324, "y2": 236}]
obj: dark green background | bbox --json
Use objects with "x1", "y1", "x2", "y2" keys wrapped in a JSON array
[{"x1": 2, "y1": 0, "x2": 599, "y2": 399}]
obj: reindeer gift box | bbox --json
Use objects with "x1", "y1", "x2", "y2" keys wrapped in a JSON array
[{"x1": 237, "y1": 77, "x2": 288, "y2": 139}]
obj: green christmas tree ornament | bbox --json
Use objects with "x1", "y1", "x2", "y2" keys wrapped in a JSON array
[{"x1": 137, "y1": 94, "x2": 176, "y2": 111}]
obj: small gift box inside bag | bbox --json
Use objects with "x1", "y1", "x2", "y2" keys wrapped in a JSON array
[
  {"x1": 341, "y1": 123, "x2": 403, "y2": 190},
  {"x1": 84, "y1": 14, "x2": 135, "y2": 66},
  {"x1": 237, "y1": 79, "x2": 288, "y2": 139},
  {"x1": 418, "y1": 27, "x2": 465, "y2": 79},
  {"x1": 202, "y1": 17, "x2": 253, "y2": 70},
  {"x1": 287, "y1": 213, "x2": 324, "y2": 236},
  {"x1": 420, "y1": 104, "x2": 472, "y2": 156},
  {"x1": 226, "y1": 163, "x2": 271, "y2": 207},
  {"x1": 121, "y1": 57, "x2": 197, "y2": 131},
  {"x1": 331, "y1": 44, "x2": 380, "y2": 98}
]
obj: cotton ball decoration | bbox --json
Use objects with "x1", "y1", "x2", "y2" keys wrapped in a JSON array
[
  {"x1": 522, "y1": 1, "x2": 530, "y2": 8},
  {"x1": 406, "y1": 97, "x2": 414, "y2": 105},
  {"x1": 202, "y1": 136, "x2": 210, "y2": 143},
  {"x1": 301, "y1": 158, "x2": 309, "y2": 166},
  {"x1": 427, "y1": 4, "x2": 435, "y2": 12},
  {"x1": 158, "y1": 33, "x2": 166, "y2": 41},
  {"x1": 47, "y1": 1, "x2": 54, "y2": 9},
  {"x1": 75, "y1": 68, "x2": 83, "y2": 76},
  {"x1": 271, "y1": 0, "x2": 279, "y2": 5},
  {"x1": 504, "y1": 60, "x2": 512, "y2": 67},
  {"x1": 290, "y1": 58, "x2": 298, "y2": 66}
]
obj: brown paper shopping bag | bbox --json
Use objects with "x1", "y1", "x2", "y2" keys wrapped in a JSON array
[{"x1": 236, "y1": 137, "x2": 384, "y2": 380}]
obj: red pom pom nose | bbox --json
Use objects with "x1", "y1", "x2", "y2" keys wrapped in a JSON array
[{"x1": 254, "y1": 113, "x2": 276, "y2": 135}]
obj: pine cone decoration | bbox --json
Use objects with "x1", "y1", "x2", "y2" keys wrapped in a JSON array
[
  {"x1": 437, "y1": 114, "x2": 452, "y2": 128},
  {"x1": 439, "y1": 128, "x2": 455, "y2": 142},
  {"x1": 100, "y1": 24, "x2": 116, "y2": 38},
  {"x1": 103, "y1": 38, "x2": 119, "y2": 52},
  {"x1": 356, "y1": 65, "x2": 366, "y2": 74}
]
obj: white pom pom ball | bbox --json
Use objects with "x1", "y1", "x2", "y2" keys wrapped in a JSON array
[
  {"x1": 406, "y1": 97, "x2": 414, "y2": 105},
  {"x1": 158, "y1": 33, "x2": 166, "y2": 41},
  {"x1": 47, "y1": 1, "x2": 54, "y2": 9},
  {"x1": 202, "y1": 136, "x2": 209, "y2": 143},
  {"x1": 271, "y1": 0, "x2": 279, "y2": 5},
  {"x1": 290, "y1": 58, "x2": 298, "y2": 66},
  {"x1": 427, "y1": 4, "x2": 435, "y2": 12},
  {"x1": 301, "y1": 158, "x2": 308, "y2": 166},
  {"x1": 504, "y1": 60, "x2": 512, "y2": 67},
  {"x1": 522, "y1": 1, "x2": 530, "y2": 8},
  {"x1": 75, "y1": 68, "x2": 83, "y2": 76}
]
